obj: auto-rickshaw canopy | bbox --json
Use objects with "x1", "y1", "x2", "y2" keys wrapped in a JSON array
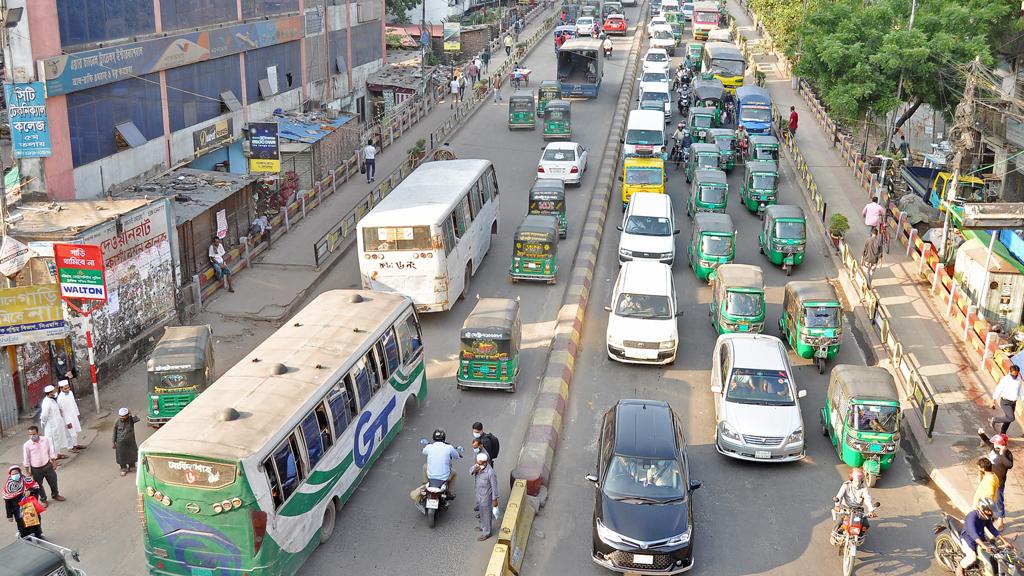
[
  {"x1": 690, "y1": 142, "x2": 719, "y2": 162},
  {"x1": 692, "y1": 78, "x2": 725, "y2": 103},
  {"x1": 514, "y1": 214, "x2": 559, "y2": 256},
  {"x1": 784, "y1": 280, "x2": 840, "y2": 309},
  {"x1": 715, "y1": 263, "x2": 764, "y2": 291},
  {"x1": 539, "y1": 80, "x2": 562, "y2": 99},
  {"x1": 829, "y1": 364, "x2": 899, "y2": 405},
  {"x1": 694, "y1": 211, "x2": 734, "y2": 236},
  {"x1": 461, "y1": 298, "x2": 521, "y2": 342},
  {"x1": 746, "y1": 159, "x2": 777, "y2": 175},
  {"x1": 509, "y1": 91, "x2": 535, "y2": 109},
  {"x1": 688, "y1": 106, "x2": 716, "y2": 127},
  {"x1": 530, "y1": 178, "x2": 566, "y2": 206},
  {"x1": 0, "y1": 537, "x2": 85, "y2": 576},
  {"x1": 546, "y1": 99, "x2": 571, "y2": 119},
  {"x1": 147, "y1": 325, "x2": 212, "y2": 376},
  {"x1": 765, "y1": 204, "x2": 805, "y2": 224},
  {"x1": 695, "y1": 168, "x2": 728, "y2": 188}
]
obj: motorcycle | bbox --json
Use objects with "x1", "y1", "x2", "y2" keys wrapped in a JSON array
[
  {"x1": 415, "y1": 438, "x2": 464, "y2": 528},
  {"x1": 604, "y1": 44, "x2": 612, "y2": 58},
  {"x1": 934, "y1": 514, "x2": 1024, "y2": 575},
  {"x1": 830, "y1": 502, "x2": 879, "y2": 576}
]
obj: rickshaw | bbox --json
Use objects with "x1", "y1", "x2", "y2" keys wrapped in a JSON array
[
  {"x1": 688, "y1": 212, "x2": 735, "y2": 281},
  {"x1": 748, "y1": 134, "x2": 780, "y2": 162},
  {"x1": 621, "y1": 156, "x2": 666, "y2": 209},
  {"x1": 554, "y1": 25, "x2": 578, "y2": 48},
  {"x1": 457, "y1": 297, "x2": 522, "y2": 392},
  {"x1": 543, "y1": 99, "x2": 572, "y2": 140},
  {"x1": 147, "y1": 325, "x2": 215, "y2": 425},
  {"x1": 709, "y1": 263, "x2": 766, "y2": 334},
  {"x1": 510, "y1": 214, "x2": 559, "y2": 283},
  {"x1": 708, "y1": 128, "x2": 737, "y2": 172},
  {"x1": 687, "y1": 106, "x2": 716, "y2": 143},
  {"x1": 683, "y1": 142, "x2": 719, "y2": 182},
  {"x1": 537, "y1": 80, "x2": 563, "y2": 117},
  {"x1": 780, "y1": 280, "x2": 843, "y2": 373},
  {"x1": 758, "y1": 204, "x2": 806, "y2": 276},
  {"x1": 691, "y1": 78, "x2": 725, "y2": 125},
  {"x1": 560, "y1": 4, "x2": 579, "y2": 23},
  {"x1": 0, "y1": 536, "x2": 87, "y2": 576},
  {"x1": 529, "y1": 178, "x2": 567, "y2": 238},
  {"x1": 821, "y1": 365, "x2": 901, "y2": 486},
  {"x1": 687, "y1": 168, "x2": 728, "y2": 217},
  {"x1": 740, "y1": 159, "x2": 779, "y2": 216},
  {"x1": 508, "y1": 91, "x2": 536, "y2": 129}
]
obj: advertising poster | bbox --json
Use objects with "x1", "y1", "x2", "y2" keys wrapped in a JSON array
[{"x1": 248, "y1": 122, "x2": 281, "y2": 172}]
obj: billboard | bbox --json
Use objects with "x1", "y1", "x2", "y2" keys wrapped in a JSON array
[
  {"x1": 3, "y1": 82, "x2": 52, "y2": 158},
  {"x1": 248, "y1": 122, "x2": 281, "y2": 173},
  {"x1": 53, "y1": 244, "x2": 107, "y2": 302},
  {"x1": 443, "y1": 22, "x2": 461, "y2": 51},
  {"x1": 0, "y1": 285, "x2": 68, "y2": 346}
]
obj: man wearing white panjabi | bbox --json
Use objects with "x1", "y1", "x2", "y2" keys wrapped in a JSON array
[
  {"x1": 39, "y1": 385, "x2": 71, "y2": 458},
  {"x1": 57, "y1": 380, "x2": 84, "y2": 451}
]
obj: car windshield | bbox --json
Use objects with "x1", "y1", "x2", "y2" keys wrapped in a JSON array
[
  {"x1": 625, "y1": 215, "x2": 672, "y2": 236},
  {"x1": 715, "y1": 137, "x2": 734, "y2": 151},
  {"x1": 615, "y1": 293, "x2": 672, "y2": 319},
  {"x1": 726, "y1": 368, "x2": 795, "y2": 405},
  {"x1": 697, "y1": 154, "x2": 718, "y2": 169},
  {"x1": 643, "y1": 91, "x2": 669, "y2": 104},
  {"x1": 701, "y1": 235, "x2": 732, "y2": 256},
  {"x1": 603, "y1": 455, "x2": 686, "y2": 501},
  {"x1": 725, "y1": 291, "x2": 762, "y2": 317},
  {"x1": 693, "y1": 115, "x2": 713, "y2": 128},
  {"x1": 775, "y1": 221, "x2": 805, "y2": 240},
  {"x1": 710, "y1": 59, "x2": 744, "y2": 77},
  {"x1": 626, "y1": 129, "x2": 664, "y2": 146},
  {"x1": 643, "y1": 72, "x2": 669, "y2": 83},
  {"x1": 646, "y1": 52, "x2": 668, "y2": 62},
  {"x1": 805, "y1": 305, "x2": 840, "y2": 328},
  {"x1": 625, "y1": 168, "x2": 663, "y2": 185},
  {"x1": 654, "y1": 30, "x2": 673, "y2": 40},
  {"x1": 752, "y1": 173, "x2": 777, "y2": 189},
  {"x1": 850, "y1": 404, "x2": 899, "y2": 433},
  {"x1": 741, "y1": 107, "x2": 772, "y2": 123},
  {"x1": 543, "y1": 148, "x2": 576, "y2": 162},
  {"x1": 699, "y1": 184, "x2": 725, "y2": 203}
]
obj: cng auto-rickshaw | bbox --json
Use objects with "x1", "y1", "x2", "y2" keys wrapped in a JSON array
[
  {"x1": 821, "y1": 365, "x2": 901, "y2": 486},
  {"x1": 687, "y1": 168, "x2": 728, "y2": 217},
  {"x1": 780, "y1": 280, "x2": 843, "y2": 373},
  {"x1": 508, "y1": 91, "x2": 536, "y2": 129},
  {"x1": 748, "y1": 134, "x2": 780, "y2": 162},
  {"x1": 688, "y1": 212, "x2": 735, "y2": 281},
  {"x1": 537, "y1": 80, "x2": 563, "y2": 117},
  {"x1": 709, "y1": 263, "x2": 766, "y2": 334},
  {"x1": 457, "y1": 297, "x2": 522, "y2": 392},
  {"x1": 686, "y1": 42, "x2": 704, "y2": 66},
  {"x1": 691, "y1": 78, "x2": 725, "y2": 125},
  {"x1": 529, "y1": 178, "x2": 567, "y2": 238},
  {"x1": 543, "y1": 99, "x2": 572, "y2": 140},
  {"x1": 759, "y1": 204, "x2": 806, "y2": 276},
  {"x1": 147, "y1": 324, "x2": 215, "y2": 425},
  {"x1": 510, "y1": 214, "x2": 559, "y2": 283},
  {"x1": 684, "y1": 142, "x2": 720, "y2": 182},
  {"x1": 687, "y1": 106, "x2": 716, "y2": 143},
  {"x1": 621, "y1": 155, "x2": 666, "y2": 209},
  {"x1": 740, "y1": 159, "x2": 779, "y2": 216},
  {"x1": 708, "y1": 128, "x2": 737, "y2": 172},
  {"x1": 0, "y1": 536, "x2": 87, "y2": 576}
]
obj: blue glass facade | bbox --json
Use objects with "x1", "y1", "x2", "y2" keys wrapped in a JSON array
[
  {"x1": 161, "y1": 0, "x2": 238, "y2": 32},
  {"x1": 166, "y1": 57, "x2": 244, "y2": 131},
  {"x1": 242, "y1": 0, "x2": 300, "y2": 18},
  {"x1": 244, "y1": 42, "x2": 303, "y2": 101},
  {"x1": 66, "y1": 74, "x2": 163, "y2": 167},
  {"x1": 57, "y1": 0, "x2": 155, "y2": 47}
]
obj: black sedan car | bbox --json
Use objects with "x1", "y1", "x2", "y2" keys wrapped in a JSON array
[{"x1": 587, "y1": 399, "x2": 701, "y2": 574}]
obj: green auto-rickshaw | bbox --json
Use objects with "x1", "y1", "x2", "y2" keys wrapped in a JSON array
[
  {"x1": 740, "y1": 159, "x2": 779, "y2": 216},
  {"x1": 684, "y1": 142, "x2": 720, "y2": 182},
  {"x1": 510, "y1": 214, "x2": 559, "y2": 283},
  {"x1": 758, "y1": 204, "x2": 806, "y2": 276},
  {"x1": 821, "y1": 365, "x2": 901, "y2": 486},
  {"x1": 687, "y1": 168, "x2": 728, "y2": 217},
  {"x1": 529, "y1": 178, "x2": 567, "y2": 238},
  {"x1": 457, "y1": 297, "x2": 522, "y2": 392},
  {"x1": 709, "y1": 263, "x2": 766, "y2": 334},
  {"x1": 669, "y1": 22, "x2": 683, "y2": 44},
  {"x1": 691, "y1": 78, "x2": 725, "y2": 125},
  {"x1": 748, "y1": 134, "x2": 780, "y2": 162},
  {"x1": 688, "y1": 212, "x2": 735, "y2": 281},
  {"x1": 537, "y1": 80, "x2": 562, "y2": 118},
  {"x1": 687, "y1": 106, "x2": 716, "y2": 143},
  {"x1": 543, "y1": 99, "x2": 572, "y2": 140},
  {"x1": 686, "y1": 42, "x2": 704, "y2": 66},
  {"x1": 147, "y1": 325, "x2": 215, "y2": 425},
  {"x1": 708, "y1": 128, "x2": 737, "y2": 172},
  {"x1": 508, "y1": 91, "x2": 536, "y2": 129},
  {"x1": 779, "y1": 280, "x2": 842, "y2": 373}
]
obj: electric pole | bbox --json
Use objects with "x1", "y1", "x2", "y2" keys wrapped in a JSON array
[{"x1": 938, "y1": 56, "x2": 979, "y2": 259}]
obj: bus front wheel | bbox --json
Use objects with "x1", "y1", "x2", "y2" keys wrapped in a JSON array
[{"x1": 319, "y1": 500, "x2": 337, "y2": 545}]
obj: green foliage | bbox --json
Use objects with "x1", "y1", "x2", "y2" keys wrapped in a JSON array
[
  {"x1": 747, "y1": 0, "x2": 812, "y2": 57},
  {"x1": 386, "y1": 0, "x2": 421, "y2": 20},
  {"x1": 828, "y1": 214, "x2": 850, "y2": 237},
  {"x1": 385, "y1": 33, "x2": 405, "y2": 49}
]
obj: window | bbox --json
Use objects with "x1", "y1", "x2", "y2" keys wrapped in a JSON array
[
  {"x1": 379, "y1": 330, "x2": 401, "y2": 375},
  {"x1": 66, "y1": 74, "x2": 163, "y2": 167},
  {"x1": 57, "y1": 0, "x2": 155, "y2": 47},
  {"x1": 264, "y1": 455, "x2": 283, "y2": 508},
  {"x1": 489, "y1": 169, "x2": 500, "y2": 197},
  {"x1": 327, "y1": 379, "x2": 358, "y2": 435},
  {"x1": 244, "y1": 42, "x2": 302, "y2": 103},
  {"x1": 300, "y1": 411, "x2": 326, "y2": 469},
  {"x1": 460, "y1": 195, "x2": 473, "y2": 226},
  {"x1": 243, "y1": 0, "x2": 299, "y2": 18},
  {"x1": 161, "y1": 0, "x2": 236, "y2": 32},
  {"x1": 468, "y1": 182, "x2": 482, "y2": 218},
  {"x1": 362, "y1": 226, "x2": 432, "y2": 252},
  {"x1": 396, "y1": 313, "x2": 423, "y2": 364},
  {"x1": 350, "y1": 356, "x2": 375, "y2": 407},
  {"x1": 268, "y1": 434, "x2": 305, "y2": 507},
  {"x1": 366, "y1": 351, "x2": 384, "y2": 394},
  {"x1": 480, "y1": 175, "x2": 492, "y2": 203},
  {"x1": 165, "y1": 57, "x2": 243, "y2": 131},
  {"x1": 440, "y1": 220, "x2": 457, "y2": 255}
]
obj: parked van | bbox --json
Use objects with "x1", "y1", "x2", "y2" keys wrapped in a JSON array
[
  {"x1": 605, "y1": 260, "x2": 680, "y2": 364},
  {"x1": 618, "y1": 192, "x2": 679, "y2": 265},
  {"x1": 623, "y1": 109, "x2": 666, "y2": 158},
  {"x1": 638, "y1": 81, "x2": 672, "y2": 123}
]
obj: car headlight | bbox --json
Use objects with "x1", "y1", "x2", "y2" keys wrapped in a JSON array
[
  {"x1": 607, "y1": 335, "x2": 624, "y2": 348},
  {"x1": 659, "y1": 339, "x2": 676, "y2": 350},
  {"x1": 665, "y1": 527, "x2": 692, "y2": 547},
  {"x1": 596, "y1": 519, "x2": 631, "y2": 546},
  {"x1": 719, "y1": 421, "x2": 741, "y2": 442},
  {"x1": 786, "y1": 428, "x2": 803, "y2": 445},
  {"x1": 845, "y1": 435, "x2": 864, "y2": 450},
  {"x1": 619, "y1": 247, "x2": 633, "y2": 257}
]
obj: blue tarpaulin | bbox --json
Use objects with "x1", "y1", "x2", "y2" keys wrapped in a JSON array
[{"x1": 275, "y1": 115, "x2": 353, "y2": 144}]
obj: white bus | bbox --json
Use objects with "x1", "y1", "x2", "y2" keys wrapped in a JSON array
[
  {"x1": 357, "y1": 159, "x2": 500, "y2": 312},
  {"x1": 137, "y1": 290, "x2": 426, "y2": 576}
]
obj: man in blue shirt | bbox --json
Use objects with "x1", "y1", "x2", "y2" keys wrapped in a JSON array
[
  {"x1": 958, "y1": 497, "x2": 1011, "y2": 576},
  {"x1": 422, "y1": 429, "x2": 461, "y2": 496}
]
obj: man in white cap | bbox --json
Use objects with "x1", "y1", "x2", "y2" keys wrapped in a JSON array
[
  {"x1": 57, "y1": 380, "x2": 84, "y2": 451},
  {"x1": 471, "y1": 451, "x2": 499, "y2": 541},
  {"x1": 113, "y1": 408, "x2": 140, "y2": 476},
  {"x1": 39, "y1": 385, "x2": 71, "y2": 458}
]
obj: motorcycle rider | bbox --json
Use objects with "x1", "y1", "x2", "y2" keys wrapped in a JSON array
[
  {"x1": 832, "y1": 467, "x2": 877, "y2": 537},
  {"x1": 736, "y1": 124, "x2": 749, "y2": 158},
  {"x1": 422, "y1": 429, "x2": 461, "y2": 498},
  {"x1": 603, "y1": 36, "x2": 613, "y2": 57},
  {"x1": 957, "y1": 497, "x2": 1012, "y2": 576}
]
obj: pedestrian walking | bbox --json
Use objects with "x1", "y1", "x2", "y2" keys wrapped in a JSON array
[
  {"x1": 472, "y1": 422, "x2": 500, "y2": 462},
  {"x1": 22, "y1": 426, "x2": 64, "y2": 503},
  {"x1": 989, "y1": 365, "x2": 1023, "y2": 435},
  {"x1": 57, "y1": 380, "x2": 85, "y2": 452},
  {"x1": 4, "y1": 465, "x2": 43, "y2": 539},
  {"x1": 362, "y1": 139, "x2": 377, "y2": 183},
  {"x1": 450, "y1": 77, "x2": 460, "y2": 107},
  {"x1": 471, "y1": 452, "x2": 499, "y2": 541},
  {"x1": 897, "y1": 134, "x2": 911, "y2": 161},
  {"x1": 503, "y1": 33, "x2": 513, "y2": 57},
  {"x1": 862, "y1": 196, "x2": 885, "y2": 235},
  {"x1": 458, "y1": 74, "x2": 467, "y2": 101},
  {"x1": 973, "y1": 457, "x2": 1000, "y2": 509},
  {"x1": 787, "y1": 106, "x2": 798, "y2": 139},
  {"x1": 481, "y1": 45, "x2": 491, "y2": 73},
  {"x1": 208, "y1": 237, "x2": 235, "y2": 292},
  {"x1": 39, "y1": 385, "x2": 71, "y2": 458},
  {"x1": 978, "y1": 428, "x2": 1013, "y2": 530},
  {"x1": 469, "y1": 62, "x2": 480, "y2": 84},
  {"x1": 113, "y1": 408, "x2": 140, "y2": 476},
  {"x1": 861, "y1": 228, "x2": 884, "y2": 286},
  {"x1": 492, "y1": 75, "x2": 503, "y2": 102}
]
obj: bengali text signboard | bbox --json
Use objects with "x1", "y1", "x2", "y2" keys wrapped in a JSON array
[
  {"x1": 53, "y1": 244, "x2": 107, "y2": 303},
  {"x1": 0, "y1": 285, "x2": 68, "y2": 346},
  {"x1": 3, "y1": 82, "x2": 52, "y2": 158}
]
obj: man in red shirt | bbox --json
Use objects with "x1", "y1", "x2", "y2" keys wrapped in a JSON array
[{"x1": 788, "y1": 106, "x2": 799, "y2": 139}]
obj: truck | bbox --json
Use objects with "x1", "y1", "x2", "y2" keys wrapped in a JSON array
[
  {"x1": 557, "y1": 38, "x2": 603, "y2": 98},
  {"x1": 900, "y1": 165, "x2": 988, "y2": 224}
]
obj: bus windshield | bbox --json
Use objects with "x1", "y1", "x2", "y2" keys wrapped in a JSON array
[
  {"x1": 363, "y1": 226, "x2": 433, "y2": 251},
  {"x1": 709, "y1": 58, "x2": 744, "y2": 77},
  {"x1": 625, "y1": 168, "x2": 663, "y2": 185},
  {"x1": 626, "y1": 129, "x2": 664, "y2": 146},
  {"x1": 695, "y1": 10, "x2": 718, "y2": 24},
  {"x1": 741, "y1": 106, "x2": 772, "y2": 123}
]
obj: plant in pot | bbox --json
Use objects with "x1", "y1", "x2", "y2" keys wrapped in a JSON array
[
  {"x1": 828, "y1": 213, "x2": 850, "y2": 251},
  {"x1": 408, "y1": 138, "x2": 427, "y2": 163}
]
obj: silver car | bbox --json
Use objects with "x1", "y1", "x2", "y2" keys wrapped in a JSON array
[{"x1": 710, "y1": 334, "x2": 806, "y2": 462}]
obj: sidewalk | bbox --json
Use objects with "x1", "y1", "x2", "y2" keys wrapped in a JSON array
[{"x1": 731, "y1": 1, "x2": 1012, "y2": 514}]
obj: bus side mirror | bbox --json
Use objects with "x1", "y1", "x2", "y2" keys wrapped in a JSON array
[{"x1": 674, "y1": 229, "x2": 680, "y2": 235}]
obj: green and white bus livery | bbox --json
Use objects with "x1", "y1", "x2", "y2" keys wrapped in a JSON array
[{"x1": 137, "y1": 290, "x2": 427, "y2": 576}]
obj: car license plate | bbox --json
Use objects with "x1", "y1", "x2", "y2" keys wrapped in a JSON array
[
  {"x1": 633, "y1": 554, "x2": 654, "y2": 565},
  {"x1": 425, "y1": 499, "x2": 439, "y2": 510},
  {"x1": 190, "y1": 569, "x2": 215, "y2": 576},
  {"x1": 869, "y1": 444, "x2": 883, "y2": 453},
  {"x1": 755, "y1": 450, "x2": 771, "y2": 459},
  {"x1": 633, "y1": 348, "x2": 658, "y2": 359},
  {"x1": 526, "y1": 262, "x2": 538, "y2": 269}
]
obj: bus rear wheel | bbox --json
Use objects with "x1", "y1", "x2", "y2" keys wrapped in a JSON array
[
  {"x1": 319, "y1": 500, "x2": 337, "y2": 545},
  {"x1": 461, "y1": 265, "x2": 472, "y2": 300}
]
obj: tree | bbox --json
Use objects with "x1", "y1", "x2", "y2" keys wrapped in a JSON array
[
  {"x1": 747, "y1": 0, "x2": 814, "y2": 57},
  {"x1": 387, "y1": 0, "x2": 422, "y2": 22}
]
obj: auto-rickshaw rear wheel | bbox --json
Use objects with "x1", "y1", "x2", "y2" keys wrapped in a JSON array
[
  {"x1": 866, "y1": 473, "x2": 878, "y2": 488},
  {"x1": 814, "y1": 356, "x2": 825, "y2": 374},
  {"x1": 820, "y1": 411, "x2": 828, "y2": 436}
]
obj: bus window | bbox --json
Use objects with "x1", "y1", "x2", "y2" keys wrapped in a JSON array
[
  {"x1": 479, "y1": 176, "x2": 491, "y2": 204},
  {"x1": 315, "y1": 402, "x2": 334, "y2": 450},
  {"x1": 489, "y1": 168, "x2": 500, "y2": 197},
  {"x1": 366, "y1": 350, "x2": 384, "y2": 394},
  {"x1": 469, "y1": 181, "x2": 482, "y2": 218},
  {"x1": 350, "y1": 358, "x2": 374, "y2": 408},
  {"x1": 396, "y1": 313, "x2": 423, "y2": 364},
  {"x1": 327, "y1": 378, "x2": 357, "y2": 435},
  {"x1": 440, "y1": 220, "x2": 456, "y2": 255},
  {"x1": 380, "y1": 329, "x2": 401, "y2": 375},
  {"x1": 271, "y1": 434, "x2": 304, "y2": 505},
  {"x1": 264, "y1": 455, "x2": 283, "y2": 508},
  {"x1": 300, "y1": 411, "x2": 325, "y2": 469},
  {"x1": 460, "y1": 195, "x2": 473, "y2": 225}
]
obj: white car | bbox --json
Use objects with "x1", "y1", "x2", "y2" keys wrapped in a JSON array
[
  {"x1": 711, "y1": 334, "x2": 807, "y2": 462},
  {"x1": 639, "y1": 70, "x2": 672, "y2": 88},
  {"x1": 682, "y1": 2, "x2": 694, "y2": 20},
  {"x1": 650, "y1": 25, "x2": 676, "y2": 52},
  {"x1": 576, "y1": 16, "x2": 597, "y2": 36},
  {"x1": 606, "y1": 260, "x2": 679, "y2": 364},
  {"x1": 642, "y1": 48, "x2": 671, "y2": 74},
  {"x1": 618, "y1": 193, "x2": 678, "y2": 265},
  {"x1": 647, "y1": 16, "x2": 668, "y2": 37},
  {"x1": 537, "y1": 142, "x2": 588, "y2": 185}
]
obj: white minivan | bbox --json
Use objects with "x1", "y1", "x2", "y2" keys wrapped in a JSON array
[
  {"x1": 622, "y1": 110, "x2": 665, "y2": 157},
  {"x1": 605, "y1": 260, "x2": 679, "y2": 364},
  {"x1": 618, "y1": 192, "x2": 678, "y2": 265},
  {"x1": 638, "y1": 81, "x2": 672, "y2": 123}
]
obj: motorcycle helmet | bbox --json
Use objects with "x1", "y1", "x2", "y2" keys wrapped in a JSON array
[
  {"x1": 993, "y1": 433, "x2": 1009, "y2": 446},
  {"x1": 433, "y1": 429, "x2": 447, "y2": 443},
  {"x1": 978, "y1": 497, "x2": 995, "y2": 513}
]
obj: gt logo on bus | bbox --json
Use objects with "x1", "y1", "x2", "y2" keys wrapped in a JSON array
[{"x1": 354, "y1": 396, "x2": 397, "y2": 468}]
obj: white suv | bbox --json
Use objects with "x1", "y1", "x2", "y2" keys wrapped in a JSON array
[
  {"x1": 618, "y1": 192, "x2": 678, "y2": 265},
  {"x1": 606, "y1": 261, "x2": 680, "y2": 364}
]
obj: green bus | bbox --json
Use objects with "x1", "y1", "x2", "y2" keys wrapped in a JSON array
[{"x1": 137, "y1": 290, "x2": 427, "y2": 576}]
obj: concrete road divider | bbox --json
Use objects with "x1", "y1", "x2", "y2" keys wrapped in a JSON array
[
  {"x1": 485, "y1": 544, "x2": 512, "y2": 576},
  {"x1": 496, "y1": 480, "x2": 535, "y2": 575}
]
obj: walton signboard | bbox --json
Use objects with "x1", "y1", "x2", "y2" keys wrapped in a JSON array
[{"x1": 53, "y1": 243, "x2": 107, "y2": 303}]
